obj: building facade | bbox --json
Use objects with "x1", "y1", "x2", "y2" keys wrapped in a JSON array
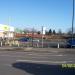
[{"x1": 0, "y1": 24, "x2": 14, "y2": 38}]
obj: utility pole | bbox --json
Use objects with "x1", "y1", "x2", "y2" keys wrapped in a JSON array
[
  {"x1": 32, "y1": 27, "x2": 34, "y2": 47},
  {"x1": 72, "y1": 0, "x2": 74, "y2": 40},
  {"x1": 42, "y1": 26, "x2": 43, "y2": 48}
]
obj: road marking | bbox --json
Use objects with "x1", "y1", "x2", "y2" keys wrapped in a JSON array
[
  {"x1": 56, "y1": 55, "x2": 64, "y2": 56},
  {"x1": 0, "y1": 54, "x2": 65, "y2": 58},
  {"x1": 0, "y1": 55, "x2": 10, "y2": 56},
  {"x1": 28, "y1": 54, "x2": 33, "y2": 55},
  {"x1": 0, "y1": 54, "x2": 23, "y2": 57},
  {"x1": 0, "y1": 63, "x2": 12, "y2": 67},
  {"x1": 50, "y1": 51, "x2": 59, "y2": 53},
  {"x1": 4, "y1": 64, "x2": 12, "y2": 67},
  {"x1": 28, "y1": 54, "x2": 65, "y2": 56},
  {"x1": 16, "y1": 60, "x2": 73, "y2": 64}
]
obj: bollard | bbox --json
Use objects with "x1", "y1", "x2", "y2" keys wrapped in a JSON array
[
  {"x1": 18, "y1": 43, "x2": 19, "y2": 47},
  {"x1": 1, "y1": 41, "x2": 2, "y2": 47},
  {"x1": 37, "y1": 43, "x2": 39, "y2": 48},
  {"x1": 58, "y1": 43, "x2": 59, "y2": 48}
]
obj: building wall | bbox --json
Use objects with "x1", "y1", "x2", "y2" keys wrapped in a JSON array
[
  {"x1": 0, "y1": 32, "x2": 4, "y2": 38},
  {"x1": 0, "y1": 24, "x2": 14, "y2": 38}
]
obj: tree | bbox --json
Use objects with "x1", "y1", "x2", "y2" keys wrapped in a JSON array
[
  {"x1": 45, "y1": 31, "x2": 49, "y2": 35},
  {"x1": 49, "y1": 29, "x2": 52, "y2": 35},
  {"x1": 58, "y1": 29, "x2": 62, "y2": 35},
  {"x1": 22, "y1": 29, "x2": 26, "y2": 34},
  {"x1": 53, "y1": 30, "x2": 56, "y2": 34},
  {"x1": 67, "y1": 27, "x2": 75, "y2": 35},
  {"x1": 67, "y1": 30, "x2": 72, "y2": 35},
  {"x1": 37, "y1": 31, "x2": 41, "y2": 34}
]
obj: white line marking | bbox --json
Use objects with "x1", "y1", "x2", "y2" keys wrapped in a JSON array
[
  {"x1": 16, "y1": 60, "x2": 73, "y2": 64},
  {"x1": 0, "y1": 55, "x2": 10, "y2": 56},
  {"x1": 0, "y1": 54, "x2": 65, "y2": 57},
  {"x1": 28, "y1": 54, "x2": 33, "y2": 55},
  {"x1": 28, "y1": 54, "x2": 65, "y2": 56},
  {"x1": 0, "y1": 54, "x2": 23, "y2": 57},
  {"x1": 1, "y1": 64, "x2": 12, "y2": 67},
  {"x1": 5, "y1": 64, "x2": 12, "y2": 67}
]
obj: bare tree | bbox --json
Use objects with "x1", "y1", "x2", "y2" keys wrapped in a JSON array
[
  {"x1": 58, "y1": 29, "x2": 62, "y2": 35},
  {"x1": 67, "y1": 27, "x2": 75, "y2": 35}
]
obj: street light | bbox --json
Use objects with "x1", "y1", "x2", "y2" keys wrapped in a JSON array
[
  {"x1": 71, "y1": 0, "x2": 74, "y2": 48},
  {"x1": 32, "y1": 27, "x2": 34, "y2": 47},
  {"x1": 72, "y1": 0, "x2": 74, "y2": 39}
]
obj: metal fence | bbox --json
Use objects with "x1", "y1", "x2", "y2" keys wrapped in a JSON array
[
  {"x1": 10, "y1": 38, "x2": 67, "y2": 48},
  {"x1": 0, "y1": 37, "x2": 69, "y2": 48}
]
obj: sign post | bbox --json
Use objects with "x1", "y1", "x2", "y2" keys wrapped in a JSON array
[{"x1": 42, "y1": 26, "x2": 46, "y2": 48}]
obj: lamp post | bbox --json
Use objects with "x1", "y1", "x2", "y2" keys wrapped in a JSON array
[
  {"x1": 72, "y1": 0, "x2": 74, "y2": 40},
  {"x1": 71, "y1": 0, "x2": 74, "y2": 48},
  {"x1": 42, "y1": 26, "x2": 43, "y2": 48},
  {"x1": 32, "y1": 27, "x2": 34, "y2": 47}
]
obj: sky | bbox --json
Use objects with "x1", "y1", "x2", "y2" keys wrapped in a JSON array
[{"x1": 0, "y1": 0, "x2": 75, "y2": 32}]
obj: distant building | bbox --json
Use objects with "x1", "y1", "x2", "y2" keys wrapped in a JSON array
[{"x1": 0, "y1": 24, "x2": 14, "y2": 38}]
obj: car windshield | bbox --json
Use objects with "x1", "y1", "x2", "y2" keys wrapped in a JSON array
[{"x1": 0, "y1": 0, "x2": 75, "y2": 75}]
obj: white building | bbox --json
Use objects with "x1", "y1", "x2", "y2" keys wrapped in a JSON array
[{"x1": 0, "y1": 24, "x2": 14, "y2": 38}]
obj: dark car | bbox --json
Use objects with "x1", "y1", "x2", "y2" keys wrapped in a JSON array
[
  {"x1": 66, "y1": 39, "x2": 75, "y2": 48},
  {"x1": 18, "y1": 37, "x2": 30, "y2": 42}
]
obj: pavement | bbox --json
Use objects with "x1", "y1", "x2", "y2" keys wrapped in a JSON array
[
  {"x1": 0, "y1": 48, "x2": 75, "y2": 75},
  {"x1": 0, "y1": 46, "x2": 75, "y2": 51}
]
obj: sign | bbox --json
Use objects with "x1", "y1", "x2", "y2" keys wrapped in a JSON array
[
  {"x1": 2, "y1": 25, "x2": 9, "y2": 31},
  {"x1": 0, "y1": 24, "x2": 9, "y2": 31},
  {"x1": 0, "y1": 24, "x2": 14, "y2": 32}
]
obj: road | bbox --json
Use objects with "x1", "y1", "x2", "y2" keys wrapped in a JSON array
[{"x1": 0, "y1": 48, "x2": 75, "y2": 75}]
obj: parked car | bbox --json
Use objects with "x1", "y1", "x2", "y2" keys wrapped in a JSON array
[
  {"x1": 18, "y1": 37, "x2": 30, "y2": 42},
  {"x1": 66, "y1": 38, "x2": 75, "y2": 48}
]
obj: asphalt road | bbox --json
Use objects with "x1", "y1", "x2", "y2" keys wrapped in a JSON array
[{"x1": 0, "y1": 48, "x2": 75, "y2": 75}]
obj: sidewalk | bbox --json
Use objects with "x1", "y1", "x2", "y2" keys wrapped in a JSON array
[{"x1": 0, "y1": 46, "x2": 75, "y2": 52}]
